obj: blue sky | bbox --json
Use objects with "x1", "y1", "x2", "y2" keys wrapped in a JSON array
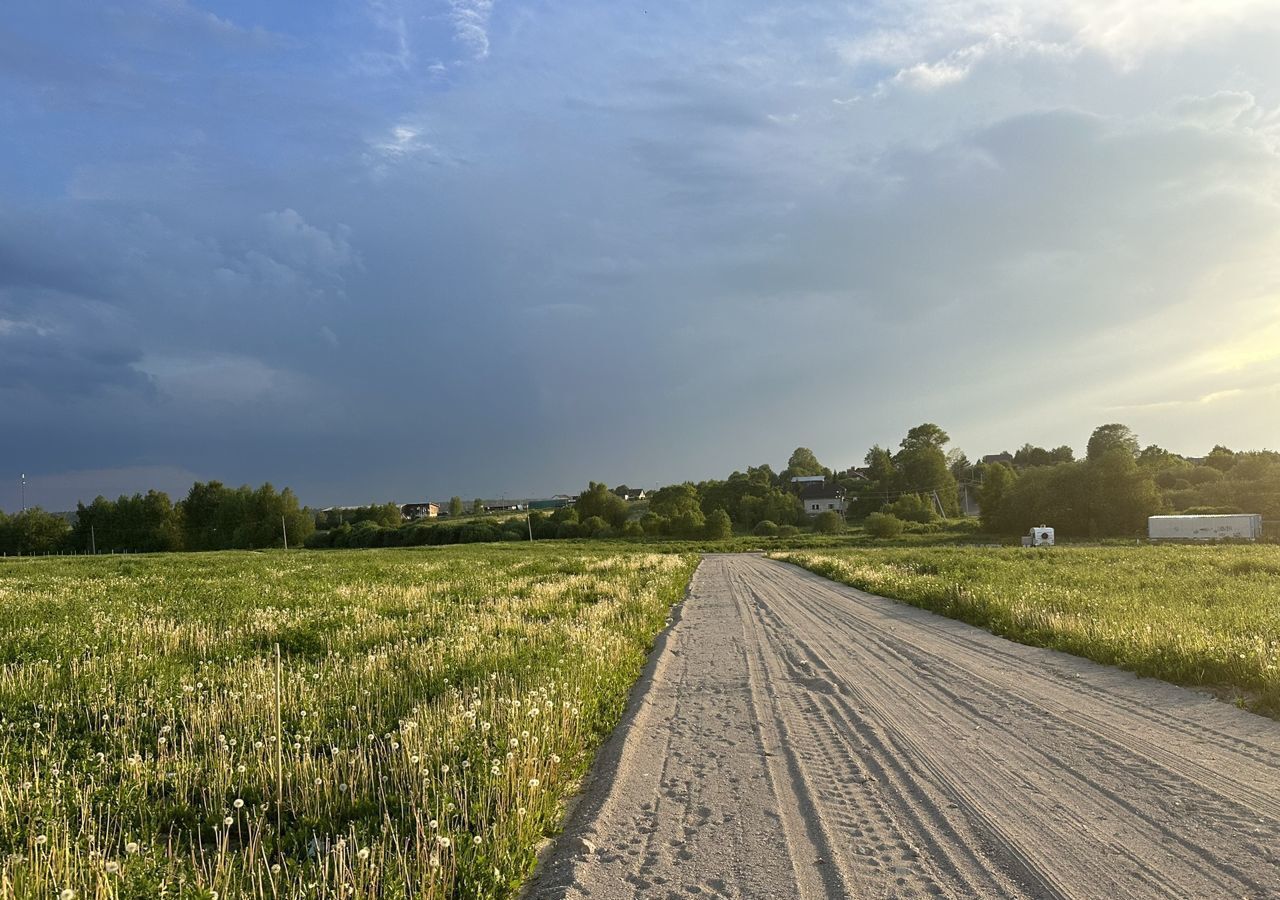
[{"x1": 3, "y1": 0, "x2": 1279, "y2": 509}]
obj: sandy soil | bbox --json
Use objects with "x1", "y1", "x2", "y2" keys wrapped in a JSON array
[{"x1": 523, "y1": 554, "x2": 1280, "y2": 899}]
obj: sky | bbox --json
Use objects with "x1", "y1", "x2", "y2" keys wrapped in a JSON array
[{"x1": 2, "y1": 0, "x2": 1279, "y2": 510}]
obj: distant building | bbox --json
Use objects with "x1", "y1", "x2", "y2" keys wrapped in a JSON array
[
  {"x1": 400, "y1": 502, "x2": 439, "y2": 520},
  {"x1": 798, "y1": 482, "x2": 846, "y2": 517},
  {"x1": 620, "y1": 488, "x2": 646, "y2": 501},
  {"x1": 529, "y1": 496, "x2": 573, "y2": 511},
  {"x1": 791, "y1": 475, "x2": 827, "y2": 484},
  {"x1": 484, "y1": 501, "x2": 526, "y2": 512},
  {"x1": 981, "y1": 452, "x2": 1014, "y2": 466}
]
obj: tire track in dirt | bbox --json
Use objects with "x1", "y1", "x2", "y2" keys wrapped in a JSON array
[{"x1": 525, "y1": 555, "x2": 1280, "y2": 899}]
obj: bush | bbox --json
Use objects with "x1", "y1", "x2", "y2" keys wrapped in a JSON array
[
  {"x1": 704, "y1": 509, "x2": 733, "y2": 540},
  {"x1": 753, "y1": 520, "x2": 779, "y2": 537},
  {"x1": 581, "y1": 515, "x2": 610, "y2": 538},
  {"x1": 865, "y1": 512, "x2": 905, "y2": 539},
  {"x1": 812, "y1": 511, "x2": 845, "y2": 534},
  {"x1": 885, "y1": 494, "x2": 938, "y2": 524},
  {"x1": 640, "y1": 513, "x2": 669, "y2": 536},
  {"x1": 777, "y1": 524, "x2": 800, "y2": 537},
  {"x1": 622, "y1": 521, "x2": 645, "y2": 538},
  {"x1": 556, "y1": 521, "x2": 583, "y2": 539}
]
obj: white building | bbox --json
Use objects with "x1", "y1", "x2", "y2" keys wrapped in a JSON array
[{"x1": 798, "y1": 482, "x2": 846, "y2": 517}]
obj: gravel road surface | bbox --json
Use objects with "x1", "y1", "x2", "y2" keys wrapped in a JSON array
[{"x1": 525, "y1": 554, "x2": 1280, "y2": 899}]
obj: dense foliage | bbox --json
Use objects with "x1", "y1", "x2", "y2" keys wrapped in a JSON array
[
  {"x1": 777, "y1": 545, "x2": 1280, "y2": 716},
  {"x1": 0, "y1": 546, "x2": 697, "y2": 898},
  {"x1": 977, "y1": 425, "x2": 1280, "y2": 537}
]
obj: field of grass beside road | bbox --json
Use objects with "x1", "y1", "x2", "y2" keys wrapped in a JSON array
[
  {"x1": 774, "y1": 545, "x2": 1280, "y2": 717},
  {"x1": 0, "y1": 545, "x2": 697, "y2": 899}
]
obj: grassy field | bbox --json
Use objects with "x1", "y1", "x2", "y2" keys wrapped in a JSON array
[
  {"x1": 774, "y1": 545, "x2": 1280, "y2": 717},
  {"x1": 0, "y1": 546, "x2": 697, "y2": 899}
]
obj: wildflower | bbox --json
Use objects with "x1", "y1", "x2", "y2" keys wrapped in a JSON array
[
  {"x1": 125, "y1": 842, "x2": 140, "y2": 854},
  {"x1": 529, "y1": 778, "x2": 540, "y2": 788},
  {"x1": 472, "y1": 835, "x2": 482, "y2": 846},
  {"x1": 233, "y1": 798, "x2": 244, "y2": 809},
  {"x1": 429, "y1": 819, "x2": 439, "y2": 830},
  {"x1": 271, "y1": 864, "x2": 281, "y2": 875},
  {"x1": 357, "y1": 847, "x2": 370, "y2": 861},
  {"x1": 223, "y1": 817, "x2": 234, "y2": 827},
  {"x1": 105, "y1": 860, "x2": 120, "y2": 873},
  {"x1": 437, "y1": 836, "x2": 451, "y2": 848},
  {"x1": 60, "y1": 890, "x2": 76, "y2": 900},
  {"x1": 34, "y1": 835, "x2": 48, "y2": 846},
  {"x1": 339, "y1": 783, "x2": 348, "y2": 793}
]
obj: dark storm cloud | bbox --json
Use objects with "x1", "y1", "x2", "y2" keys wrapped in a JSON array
[{"x1": 2, "y1": 0, "x2": 1280, "y2": 512}]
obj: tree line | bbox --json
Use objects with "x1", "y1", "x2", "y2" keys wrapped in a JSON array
[
  {"x1": 0, "y1": 482, "x2": 313, "y2": 555},
  {"x1": 977, "y1": 424, "x2": 1280, "y2": 537}
]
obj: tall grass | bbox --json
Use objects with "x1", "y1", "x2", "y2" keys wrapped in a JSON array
[
  {"x1": 0, "y1": 546, "x2": 696, "y2": 898},
  {"x1": 775, "y1": 545, "x2": 1280, "y2": 716}
]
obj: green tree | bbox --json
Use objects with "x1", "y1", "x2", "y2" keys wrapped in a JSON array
[
  {"x1": 864, "y1": 445, "x2": 895, "y2": 483},
  {"x1": 1204, "y1": 445, "x2": 1237, "y2": 472},
  {"x1": 786, "y1": 447, "x2": 824, "y2": 477},
  {"x1": 704, "y1": 508, "x2": 733, "y2": 540},
  {"x1": 812, "y1": 510, "x2": 845, "y2": 534},
  {"x1": 893, "y1": 423, "x2": 959, "y2": 515},
  {"x1": 649, "y1": 483, "x2": 702, "y2": 519},
  {"x1": 899, "y1": 424, "x2": 950, "y2": 454},
  {"x1": 0, "y1": 507, "x2": 70, "y2": 555},
  {"x1": 865, "y1": 512, "x2": 904, "y2": 539},
  {"x1": 473, "y1": 498, "x2": 485, "y2": 515},
  {"x1": 1086, "y1": 423, "x2": 1139, "y2": 461},
  {"x1": 978, "y1": 463, "x2": 1016, "y2": 532},
  {"x1": 448, "y1": 497, "x2": 463, "y2": 517},
  {"x1": 574, "y1": 482, "x2": 629, "y2": 529}
]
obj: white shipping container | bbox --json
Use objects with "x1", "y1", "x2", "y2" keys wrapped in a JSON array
[{"x1": 1147, "y1": 514, "x2": 1263, "y2": 541}]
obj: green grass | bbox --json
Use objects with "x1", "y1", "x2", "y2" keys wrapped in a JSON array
[
  {"x1": 773, "y1": 545, "x2": 1280, "y2": 717},
  {"x1": 0, "y1": 545, "x2": 697, "y2": 899}
]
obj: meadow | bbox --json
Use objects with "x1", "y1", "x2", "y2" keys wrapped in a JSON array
[
  {"x1": 774, "y1": 544, "x2": 1280, "y2": 716},
  {"x1": 0, "y1": 546, "x2": 697, "y2": 899}
]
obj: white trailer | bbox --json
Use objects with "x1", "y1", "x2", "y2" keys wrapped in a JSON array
[
  {"x1": 1020, "y1": 526, "x2": 1055, "y2": 547},
  {"x1": 1147, "y1": 514, "x2": 1263, "y2": 542}
]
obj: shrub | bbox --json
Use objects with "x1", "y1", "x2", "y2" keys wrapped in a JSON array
[
  {"x1": 885, "y1": 494, "x2": 937, "y2": 524},
  {"x1": 753, "y1": 520, "x2": 779, "y2": 537},
  {"x1": 776, "y1": 524, "x2": 800, "y2": 537},
  {"x1": 556, "y1": 521, "x2": 583, "y2": 539},
  {"x1": 865, "y1": 512, "x2": 905, "y2": 539},
  {"x1": 704, "y1": 509, "x2": 733, "y2": 540},
  {"x1": 581, "y1": 515, "x2": 610, "y2": 537},
  {"x1": 813, "y1": 511, "x2": 845, "y2": 534},
  {"x1": 622, "y1": 521, "x2": 645, "y2": 538}
]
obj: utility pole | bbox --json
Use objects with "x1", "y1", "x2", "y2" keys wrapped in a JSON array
[
  {"x1": 527, "y1": 506, "x2": 534, "y2": 542},
  {"x1": 90, "y1": 525, "x2": 96, "y2": 555},
  {"x1": 20, "y1": 473, "x2": 26, "y2": 512},
  {"x1": 281, "y1": 515, "x2": 289, "y2": 550}
]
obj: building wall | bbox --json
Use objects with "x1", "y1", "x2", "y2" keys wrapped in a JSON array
[{"x1": 803, "y1": 496, "x2": 846, "y2": 516}]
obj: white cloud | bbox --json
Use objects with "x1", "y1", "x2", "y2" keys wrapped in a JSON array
[
  {"x1": 448, "y1": 0, "x2": 495, "y2": 60},
  {"x1": 839, "y1": 0, "x2": 1280, "y2": 90}
]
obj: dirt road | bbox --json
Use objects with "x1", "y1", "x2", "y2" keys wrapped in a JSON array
[{"x1": 525, "y1": 554, "x2": 1280, "y2": 899}]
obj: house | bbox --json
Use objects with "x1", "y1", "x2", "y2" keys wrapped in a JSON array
[
  {"x1": 798, "y1": 482, "x2": 846, "y2": 517},
  {"x1": 400, "y1": 502, "x2": 440, "y2": 520},
  {"x1": 981, "y1": 452, "x2": 1014, "y2": 466},
  {"x1": 621, "y1": 488, "x2": 646, "y2": 502}
]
